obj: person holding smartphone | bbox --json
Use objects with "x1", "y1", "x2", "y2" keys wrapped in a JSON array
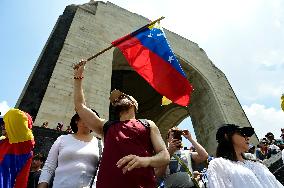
[{"x1": 155, "y1": 127, "x2": 208, "y2": 188}]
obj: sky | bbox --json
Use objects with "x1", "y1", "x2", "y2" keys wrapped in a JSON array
[{"x1": 1, "y1": 0, "x2": 284, "y2": 144}]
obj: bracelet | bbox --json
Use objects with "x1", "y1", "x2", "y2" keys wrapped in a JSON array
[{"x1": 74, "y1": 76, "x2": 84, "y2": 80}]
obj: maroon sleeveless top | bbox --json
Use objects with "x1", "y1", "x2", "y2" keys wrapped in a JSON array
[{"x1": 96, "y1": 119, "x2": 156, "y2": 188}]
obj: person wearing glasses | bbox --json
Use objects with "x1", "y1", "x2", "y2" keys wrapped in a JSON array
[
  {"x1": 72, "y1": 60, "x2": 170, "y2": 188},
  {"x1": 207, "y1": 124, "x2": 283, "y2": 188}
]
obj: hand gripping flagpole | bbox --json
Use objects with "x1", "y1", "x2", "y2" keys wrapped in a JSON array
[{"x1": 73, "y1": 16, "x2": 165, "y2": 69}]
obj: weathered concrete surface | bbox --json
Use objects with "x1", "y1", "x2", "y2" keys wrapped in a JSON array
[{"x1": 16, "y1": 1, "x2": 257, "y2": 155}]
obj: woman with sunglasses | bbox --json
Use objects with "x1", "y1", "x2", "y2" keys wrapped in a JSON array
[{"x1": 207, "y1": 124, "x2": 283, "y2": 188}]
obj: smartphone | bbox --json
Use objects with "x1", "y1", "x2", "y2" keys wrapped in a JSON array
[
  {"x1": 172, "y1": 130, "x2": 182, "y2": 141},
  {"x1": 172, "y1": 130, "x2": 182, "y2": 148}
]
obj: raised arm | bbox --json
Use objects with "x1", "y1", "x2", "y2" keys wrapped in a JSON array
[
  {"x1": 183, "y1": 130, "x2": 208, "y2": 163},
  {"x1": 73, "y1": 60, "x2": 105, "y2": 137}
]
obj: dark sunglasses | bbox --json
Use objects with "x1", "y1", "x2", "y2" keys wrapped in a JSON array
[
  {"x1": 236, "y1": 131, "x2": 248, "y2": 138},
  {"x1": 113, "y1": 94, "x2": 130, "y2": 104}
]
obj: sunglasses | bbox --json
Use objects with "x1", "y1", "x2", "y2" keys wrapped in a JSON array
[
  {"x1": 236, "y1": 131, "x2": 249, "y2": 138},
  {"x1": 113, "y1": 94, "x2": 131, "y2": 104}
]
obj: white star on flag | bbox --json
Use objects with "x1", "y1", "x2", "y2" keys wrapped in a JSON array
[
  {"x1": 168, "y1": 56, "x2": 174, "y2": 63},
  {"x1": 157, "y1": 33, "x2": 164, "y2": 37},
  {"x1": 147, "y1": 33, "x2": 153, "y2": 38}
]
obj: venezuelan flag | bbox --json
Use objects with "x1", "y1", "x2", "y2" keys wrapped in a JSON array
[
  {"x1": 112, "y1": 22, "x2": 193, "y2": 106},
  {"x1": 0, "y1": 109, "x2": 34, "y2": 188}
]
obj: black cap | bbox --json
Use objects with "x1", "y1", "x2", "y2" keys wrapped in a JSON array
[
  {"x1": 216, "y1": 124, "x2": 255, "y2": 143},
  {"x1": 265, "y1": 132, "x2": 274, "y2": 137}
]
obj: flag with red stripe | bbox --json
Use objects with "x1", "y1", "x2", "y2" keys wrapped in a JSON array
[{"x1": 112, "y1": 23, "x2": 193, "y2": 106}]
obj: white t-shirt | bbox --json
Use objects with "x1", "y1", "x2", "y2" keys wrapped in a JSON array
[
  {"x1": 165, "y1": 150, "x2": 192, "y2": 177},
  {"x1": 207, "y1": 157, "x2": 283, "y2": 188},
  {"x1": 39, "y1": 134, "x2": 100, "y2": 188},
  {"x1": 164, "y1": 150, "x2": 196, "y2": 188}
]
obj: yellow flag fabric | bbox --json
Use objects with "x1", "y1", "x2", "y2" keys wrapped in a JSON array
[
  {"x1": 3, "y1": 108, "x2": 33, "y2": 144},
  {"x1": 162, "y1": 96, "x2": 172, "y2": 105},
  {"x1": 281, "y1": 95, "x2": 284, "y2": 111}
]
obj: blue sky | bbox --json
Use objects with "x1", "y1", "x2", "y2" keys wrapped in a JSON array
[{"x1": 1, "y1": 0, "x2": 284, "y2": 145}]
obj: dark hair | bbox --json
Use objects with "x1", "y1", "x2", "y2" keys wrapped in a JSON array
[
  {"x1": 70, "y1": 109, "x2": 99, "y2": 133},
  {"x1": 216, "y1": 129, "x2": 238, "y2": 161},
  {"x1": 166, "y1": 127, "x2": 179, "y2": 139},
  {"x1": 114, "y1": 103, "x2": 133, "y2": 118},
  {"x1": 216, "y1": 124, "x2": 253, "y2": 161},
  {"x1": 33, "y1": 153, "x2": 46, "y2": 162}
]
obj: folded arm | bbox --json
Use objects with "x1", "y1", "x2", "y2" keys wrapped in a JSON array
[{"x1": 116, "y1": 120, "x2": 170, "y2": 174}]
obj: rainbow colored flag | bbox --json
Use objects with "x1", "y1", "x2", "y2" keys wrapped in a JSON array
[
  {"x1": 112, "y1": 23, "x2": 193, "y2": 106},
  {"x1": 0, "y1": 109, "x2": 34, "y2": 188}
]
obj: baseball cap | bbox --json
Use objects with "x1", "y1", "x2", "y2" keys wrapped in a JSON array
[
  {"x1": 216, "y1": 124, "x2": 255, "y2": 143},
  {"x1": 265, "y1": 132, "x2": 274, "y2": 138},
  {"x1": 109, "y1": 89, "x2": 138, "y2": 111}
]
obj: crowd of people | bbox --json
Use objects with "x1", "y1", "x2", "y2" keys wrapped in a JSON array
[
  {"x1": 254, "y1": 130, "x2": 284, "y2": 161},
  {"x1": 0, "y1": 60, "x2": 283, "y2": 188},
  {"x1": 40, "y1": 121, "x2": 73, "y2": 133}
]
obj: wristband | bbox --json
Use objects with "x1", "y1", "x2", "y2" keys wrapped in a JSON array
[{"x1": 74, "y1": 76, "x2": 84, "y2": 80}]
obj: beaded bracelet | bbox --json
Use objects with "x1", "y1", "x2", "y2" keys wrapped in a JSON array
[{"x1": 74, "y1": 76, "x2": 84, "y2": 80}]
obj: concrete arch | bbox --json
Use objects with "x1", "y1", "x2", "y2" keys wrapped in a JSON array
[
  {"x1": 111, "y1": 45, "x2": 257, "y2": 154},
  {"x1": 16, "y1": 1, "x2": 257, "y2": 155}
]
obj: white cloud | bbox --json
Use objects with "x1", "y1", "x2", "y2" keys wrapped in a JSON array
[
  {"x1": 243, "y1": 103, "x2": 284, "y2": 139},
  {"x1": 0, "y1": 101, "x2": 11, "y2": 116}
]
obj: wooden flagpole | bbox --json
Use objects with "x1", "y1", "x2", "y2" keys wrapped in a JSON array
[{"x1": 73, "y1": 16, "x2": 165, "y2": 69}]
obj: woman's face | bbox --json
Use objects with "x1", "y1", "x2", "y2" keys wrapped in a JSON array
[
  {"x1": 76, "y1": 118, "x2": 90, "y2": 132},
  {"x1": 231, "y1": 131, "x2": 250, "y2": 152}
]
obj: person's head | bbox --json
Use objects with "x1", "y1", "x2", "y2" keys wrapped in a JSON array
[
  {"x1": 265, "y1": 132, "x2": 274, "y2": 141},
  {"x1": 281, "y1": 133, "x2": 284, "y2": 140},
  {"x1": 216, "y1": 124, "x2": 255, "y2": 161},
  {"x1": 166, "y1": 127, "x2": 183, "y2": 149},
  {"x1": 166, "y1": 127, "x2": 180, "y2": 141},
  {"x1": 0, "y1": 116, "x2": 6, "y2": 136},
  {"x1": 109, "y1": 89, "x2": 138, "y2": 117},
  {"x1": 70, "y1": 109, "x2": 99, "y2": 133},
  {"x1": 57, "y1": 122, "x2": 63, "y2": 128},
  {"x1": 248, "y1": 144, "x2": 256, "y2": 154},
  {"x1": 31, "y1": 153, "x2": 46, "y2": 171},
  {"x1": 3, "y1": 109, "x2": 33, "y2": 144},
  {"x1": 258, "y1": 138, "x2": 268, "y2": 148}
]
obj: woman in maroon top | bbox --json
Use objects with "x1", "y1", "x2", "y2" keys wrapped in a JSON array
[{"x1": 73, "y1": 60, "x2": 170, "y2": 188}]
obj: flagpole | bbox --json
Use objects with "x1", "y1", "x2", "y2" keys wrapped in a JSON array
[{"x1": 73, "y1": 16, "x2": 165, "y2": 69}]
